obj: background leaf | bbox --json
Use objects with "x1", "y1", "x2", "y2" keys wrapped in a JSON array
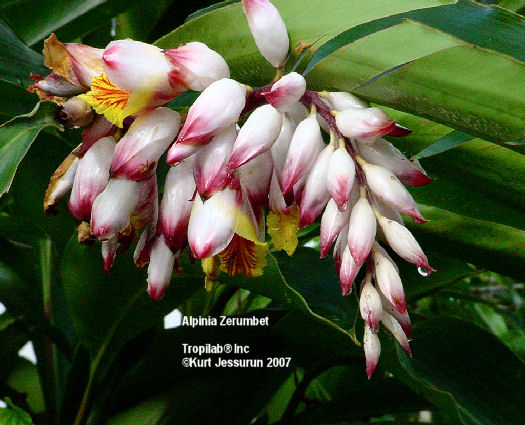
[
  {"x1": 0, "y1": 101, "x2": 61, "y2": 196},
  {"x1": 397, "y1": 317, "x2": 525, "y2": 425}
]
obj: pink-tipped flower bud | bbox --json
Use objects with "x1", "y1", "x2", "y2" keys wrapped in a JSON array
[
  {"x1": 262, "y1": 72, "x2": 306, "y2": 113},
  {"x1": 326, "y1": 147, "x2": 355, "y2": 210},
  {"x1": 239, "y1": 150, "x2": 273, "y2": 207},
  {"x1": 373, "y1": 247, "x2": 406, "y2": 315},
  {"x1": 173, "y1": 78, "x2": 246, "y2": 147},
  {"x1": 377, "y1": 216, "x2": 434, "y2": 274},
  {"x1": 358, "y1": 138, "x2": 433, "y2": 187},
  {"x1": 380, "y1": 292, "x2": 412, "y2": 339},
  {"x1": 194, "y1": 126, "x2": 236, "y2": 197},
  {"x1": 361, "y1": 162, "x2": 426, "y2": 223},
  {"x1": 90, "y1": 178, "x2": 141, "y2": 240},
  {"x1": 147, "y1": 234, "x2": 177, "y2": 301},
  {"x1": 335, "y1": 107, "x2": 395, "y2": 139},
  {"x1": 159, "y1": 160, "x2": 196, "y2": 251},
  {"x1": 319, "y1": 198, "x2": 351, "y2": 258},
  {"x1": 228, "y1": 104, "x2": 282, "y2": 169},
  {"x1": 103, "y1": 40, "x2": 174, "y2": 95},
  {"x1": 373, "y1": 242, "x2": 399, "y2": 273},
  {"x1": 360, "y1": 279, "x2": 383, "y2": 330},
  {"x1": 242, "y1": 0, "x2": 289, "y2": 68},
  {"x1": 339, "y1": 245, "x2": 361, "y2": 295},
  {"x1": 381, "y1": 312, "x2": 411, "y2": 356},
  {"x1": 66, "y1": 42, "x2": 104, "y2": 87},
  {"x1": 363, "y1": 324, "x2": 381, "y2": 378},
  {"x1": 165, "y1": 143, "x2": 199, "y2": 165},
  {"x1": 325, "y1": 92, "x2": 369, "y2": 111},
  {"x1": 111, "y1": 108, "x2": 181, "y2": 181},
  {"x1": 281, "y1": 114, "x2": 323, "y2": 195},
  {"x1": 69, "y1": 136, "x2": 116, "y2": 221},
  {"x1": 165, "y1": 42, "x2": 230, "y2": 92},
  {"x1": 101, "y1": 237, "x2": 118, "y2": 272},
  {"x1": 271, "y1": 115, "x2": 295, "y2": 186},
  {"x1": 187, "y1": 188, "x2": 238, "y2": 259},
  {"x1": 333, "y1": 223, "x2": 349, "y2": 274},
  {"x1": 299, "y1": 144, "x2": 334, "y2": 228},
  {"x1": 373, "y1": 195, "x2": 404, "y2": 227},
  {"x1": 78, "y1": 115, "x2": 116, "y2": 157},
  {"x1": 347, "y1": 198, "x2": 376, "y2": 266}
]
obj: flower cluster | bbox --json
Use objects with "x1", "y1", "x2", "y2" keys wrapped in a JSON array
[{"x1": 35, "y1": 0, "x2": 434, "y2": 376}]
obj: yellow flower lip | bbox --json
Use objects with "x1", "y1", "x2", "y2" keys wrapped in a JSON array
[{"x1": 79, "y1": 73, "x2": 130, "y2": 128}]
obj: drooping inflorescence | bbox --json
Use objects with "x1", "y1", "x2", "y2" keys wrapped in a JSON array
[{"x1": 34, "y1": 0, "x2": 435, "y2": 377}]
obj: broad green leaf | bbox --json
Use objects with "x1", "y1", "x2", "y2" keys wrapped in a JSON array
[
  {"x1": 407, "y1": 205, "x2": 525, "y2": 281},
  {"x1": 0, "y1": 20, "x2": 45, "y2": 86},
  {"x1": 7, "y1": 130, "x2": 79, "y2": 252},
  {"x1": 0, "y1": 82, "x2": 38, "y2": 122},
  {"x1": 284, "y1": 371, "x2": 431, "y2": 424},
  {"x1": 406, "y1": 177, "x2": 525, "y2": 232},
  {"x1": 307, "y1": 20, "x2": 525, "y2": 142},
  {"x1": 397, "y1": 317, "x2": 525, "y2": 425},
  {"x1": 155, "y1": 0, "x2": 455, "y2": 84},
  {"x1": 226, "y1": 249, "x2": 358, "y2": 343},
  {"x1": 1, "y1": 0, "x2": 132, "y2": 46},
  {"x1": 305, "y1": 1, "x2": 525, "y2": 74},
  {"x1": 395, "y1": 247, "x2": 479, "y2": 301},
  {"x1": 499, "y1": 0, "x2": 525, "y2": 12},
  {"x1": 0, "y1": 398, "x2": 34, "y2": 425},
  {"x1": 115, "y1": 0, "x2": 175, "y2": 42},
  {"x1": 383, "y1": 107, "x2": 525, "y2": 213},
  {"x1": 0, "y1": 101, "x2": 61, "y2": 196}
]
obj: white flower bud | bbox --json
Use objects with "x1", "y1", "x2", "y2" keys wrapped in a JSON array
[
  {"x1": 262, "y1": 72, "x2": 306, "y2": 113},
  {"x1": 381, "y1": 312, "x2": 411, "y2": 356},
  {"x1": 363, "y1": 324, "x2": 381, "y2": 378},
  {"x1": 194, "y1": 126, "x2": 236, "y2": 197},
  {"x1": 165, "y1": 42, "x2": 230, "y2": 92},
  {"x1": 326, "y1": 147, "x2": 355, "y2": 210},
  {"x1": 358, "y1": 138, "x2": 433, "y2": 186},
  {"x1": 281, "y1": 114, "x2": 323, "y2": 195},
  {"x1": 360, "y1": 279, "x2": 382, "y2": 331},
  {"x1": 147, "y1": 234, "x2": 176, "y2": 301},
  {"x1": 228, "y1": 104, "x2": 282, "y2": 169},
  {"x1": 347, "y1": 198, "x2": 376, "y2": 266},
  {"x1": 171, "y1": 78, "x2": 246, "y2": 149},
  {"x1": 111, "y1": 108, "x2": 181, "y2": 180},
  {"x1": 361, "y1": 162, "x2": 426, "y2": 223},
  {"x1": 377, "y1": 216, "x2": 434, "y2": 273},
  {"x1": 299, "y1": 144, "x2": 333, "y2": 228},
  {"x1": 373, "y1": 247, "x2": 406, "y2": 315},
  {"x1": 326, "y1": 92, "x2": 369, "y2": 111},
  {"x1": 335, "y1": 107, "x2": 395, "y2": 139},
  {"x1": 242, "y1": 0, "x2": 289, "y2": 67}
]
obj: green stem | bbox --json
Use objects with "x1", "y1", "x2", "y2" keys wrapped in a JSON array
[
  {"x1": 73, "y1": 291, "x2": 144, "y2": 425},
  {"x1": 40, "y1": 238, "x2": 58, "y2": 424}
]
